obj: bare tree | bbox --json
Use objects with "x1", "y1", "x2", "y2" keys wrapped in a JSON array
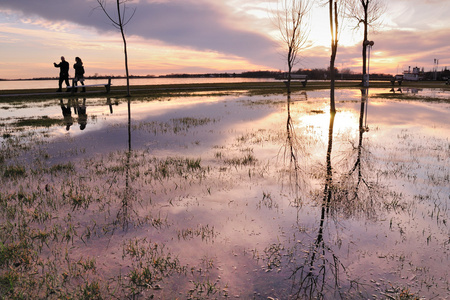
[
  {"x1": 318, "y1": 0, "x2": 345, "y2": 113},
  {"x1": 346, "y1": 0, "x2": 385, "y2": 86},
  {"x1": 96, "y1": 0, "x2": 136, "y2": 97},
  {"x1": 274, "y1": 0, "x2": 311, "y2": 94},
  {"x1": 328, "y1": 0, "x2": 340, "y2": 113}
]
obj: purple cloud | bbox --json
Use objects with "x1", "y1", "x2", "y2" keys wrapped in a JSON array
[{"x1": 0, "y1": 0, "x2": 280, "y2": 68}]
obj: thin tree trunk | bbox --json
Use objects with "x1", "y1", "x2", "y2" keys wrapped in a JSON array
[
  {"x1": 95, "y1": 0, "x2": 134, "y2": 97},
  {"x1": 121, "y1": 31, "x2": 130, "y2": 97},
  {"x1": 287, "y1": 47, "x2": 292, "y2": 94},
  {"x1": 116, "y1": 0, "x2": 130, "y2": 97},
  {"x1": 361, "y1": 0, "x2": 368, "y2": 85},
  {"x1": 329, "y1": 1, "x2": 338, "y2": 114}
]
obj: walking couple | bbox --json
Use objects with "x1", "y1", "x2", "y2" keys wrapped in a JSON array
[{"x1": 53, "y1": 56, "x2": 85, "y2": 93}]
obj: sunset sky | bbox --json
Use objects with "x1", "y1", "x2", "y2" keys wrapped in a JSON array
[{"x1": 0, "y1": 0, "x2": 449, "y2": 79}]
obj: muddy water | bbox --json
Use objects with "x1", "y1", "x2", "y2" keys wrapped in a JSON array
[{"x1": 0, "y1": 88, "x2": 448, "y2": 299}]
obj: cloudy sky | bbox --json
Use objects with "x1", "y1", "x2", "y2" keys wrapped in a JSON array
[{"x1": 0, "y1": 0, "x2": 449, "y2": 79}]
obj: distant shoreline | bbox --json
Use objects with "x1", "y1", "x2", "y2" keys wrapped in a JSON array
[
  {"x1": 1, "y1": 80, "x2": 449, "y2": 100},
  {"x1": 2, "y1": 68, "x2": 449, "y2": 82},
  {"x1": 0, "y1": 70, "x2": 392, "y2": 82}
]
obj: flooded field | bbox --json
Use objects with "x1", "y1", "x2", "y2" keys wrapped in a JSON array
[{"x1": 0, "y1": 88, "x2": 449, "y2": 299}]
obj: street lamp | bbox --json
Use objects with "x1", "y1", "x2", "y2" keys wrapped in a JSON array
[{"x1": 364, "y1": 40, "x2": 374, "y2": 87}]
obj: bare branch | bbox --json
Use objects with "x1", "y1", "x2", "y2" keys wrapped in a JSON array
[
  {"x1": 344, "y1": 0, "x2": 386, "y2": 83},
  {"x1": 96, "y1": 0, "x2": 121, "y2": 29},
  {"x1": 94, "y1": 0, "x2": 135, "y2": 97},
  {"x1": 345, "y1": 0, "x2": 386, "y2": 31},
  {"x1": 122, "y1": 5, "x2": 137, "y2": 27},
  {"x1": 273, "y1": 0, "x2": 312, "y2": 93}
]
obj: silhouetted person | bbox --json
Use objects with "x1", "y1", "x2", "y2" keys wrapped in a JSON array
[
  {"x1": 60, "y1": 99, "x2": 73, "y2": 131},
  {"x1": 76, "y1": 98, "x2": 87, "y2": 130},
  {"x1": 54, "y1": 56, "x2": 70, "y2": 92},
  {"x1": 73, "y1": 57, "x2": 86, "y2": 93}
]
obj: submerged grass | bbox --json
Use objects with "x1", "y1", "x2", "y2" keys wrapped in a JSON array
[
  {"x1": 1, "y1": 85, "x2": 447, "y2": 299},
  {"x1": 13, "y1": 116, "x2": 63, "y2": 128},
  {"x1": 145, "y1": 157, "x2": 204, "y2": 180},
  {"x1": 122, "y1": 238, "x2": 186, "y2": 296},
  {"x1": 2, "y1": 165, "x2": 26, "y2": 179},
  {"x1": 133, "y1": 117, "x2": 216, "y2": 135},
  {"x1": 0, "y1": 152, "x2": 212, "y2": 298},
  {"x1": 223, "y1": 153, "x2": 257, "y2": 166}
]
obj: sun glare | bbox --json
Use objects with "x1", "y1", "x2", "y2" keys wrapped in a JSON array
[
  {"x1": 298, "y1": 109, "x2": 358, "y2": 144},
  {"x1": 308, "y1": 5, "x2": 362, "y2": 48}
]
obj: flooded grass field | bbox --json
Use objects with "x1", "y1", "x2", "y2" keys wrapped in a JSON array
[{"x1": 0, "y1": 88, "x2": 449, "y2": 299}]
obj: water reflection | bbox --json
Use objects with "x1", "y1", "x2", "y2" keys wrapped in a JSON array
[
  {"x1": 347, "y1": 90, "x2": 370, "y2": 193},
  {"x1": 404, "y1": 88, "x2": 421, "y2": 94},
  {"x1": 285, "y1": 93, "x2": 302, "y2": 205},
  {"x1": 283, "y1": 91, "x2": 311, "y2": 205},
  {"x1": 332, "y1": 90, "x2": 383, "y2": 221},
  {"x1": 1, "y1": 89, "x2": 448, "y2": 298},
  {"x1": 59, "y1": 98, "x2": 89, "y2": 131},
  {"x1": 390, "y1": 87, "x2": 402, "y2": 93},
  {"x1": 280, "y1": 91, "x2": 347, "y2": 297},
  {"x1": 389, "y1": 87, "x2": 424, "y2": 94},
  {"x1": 285, "y1": 89, "x2": 384, "y2": 298},
  {"x1": 106, "y1": 97, "x2": 119, "y2": 114},
  {"x1": 115, "y1": 98, "x2": 133, "y2": 230},
  {"x1": 60, "y1": 99, "x2": 74, "y2": 131},
  {"x1": 289, "y1": 109, "x2": 341, "y2": 299},
  {"x1": 76, "y1": 98, "x2": 87, "y2": 130}
]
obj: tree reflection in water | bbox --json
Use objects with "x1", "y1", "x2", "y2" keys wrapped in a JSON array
[
  {"x1": 115, "y1": 98, "x2": 133, "y2": 230},
  {"x1": 282, "y1": 90, "x2": 384, "y2": 298},
  {"x1": 333, "y1": 88, "x2": 383, "y2": 220},
  {"x1": 288, "y1": 107, "x2": 345, "y2": 299},
  {"x1": 283, "y1": 92, "x2": 308, "y2": 206},
  {"x1": 106, "y1": 97, "x2": 119, "y2": 114}
]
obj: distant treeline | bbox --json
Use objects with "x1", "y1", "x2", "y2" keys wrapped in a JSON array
[
  {"x1": 150, "y1": 69, "x2": 394, "y2": 80},
  {"x1": 2, "y1": 67, "x2": 449, "y2": 81},
  {"x1": 423, "y1": 68, "x2": 450, "y2": 80},
  {"x1": 240, "y1": 69, "x2": 395, "y2": 81},
  {"x1": 243, "y1": 68, "x2": 450, "y2": 81}
]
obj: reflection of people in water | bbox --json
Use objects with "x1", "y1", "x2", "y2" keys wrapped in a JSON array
[
  {"x1": 60, "y1": 99, "x2": 73, "y2": 131},
  {"x1": 390, "y1": 87, "x2": 403, "y2": 94},
  {"x1": 76, "y1": 98, "x2": 87, "y2": 130}
]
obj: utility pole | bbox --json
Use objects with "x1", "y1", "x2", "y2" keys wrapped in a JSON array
[
  {"x1": 363, "y1": 40, "x2": 374, "y2": 88},
  {"x1": 434, "y1": 58, "x2": 439, "y2": 80}
]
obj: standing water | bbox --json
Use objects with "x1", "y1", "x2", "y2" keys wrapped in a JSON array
[{"x1": 0, "y1": 88, "x2": 448, "y2": 299}]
